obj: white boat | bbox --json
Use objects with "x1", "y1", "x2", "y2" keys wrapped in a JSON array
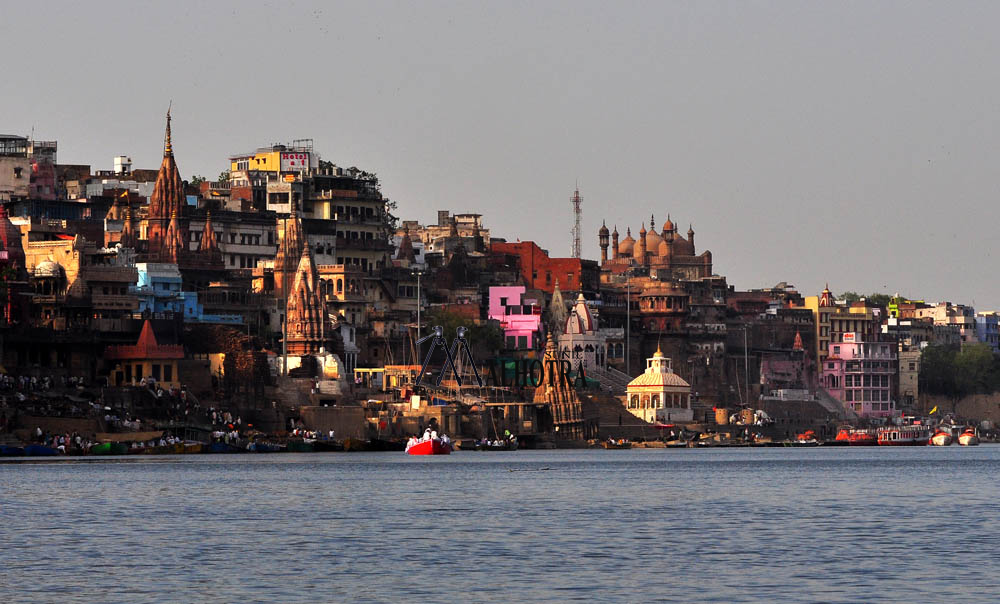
[
  {"x1": 958, "y1": 428, "x2": 980, "y2": 446},
  {"x1": 929, "y1": 429, "x2": 953, "y2": 446}
]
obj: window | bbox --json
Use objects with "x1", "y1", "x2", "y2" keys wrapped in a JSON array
[
  {"x1": 517, "y1": 335, "x2": 528, "y2": 349},
  {"x1": 833, "y1": 346, "x2": 840, "y2": 355},
  {"x1": 630, "y1": 395, "x2": 638, "y2": 409},
  {"x1": 151, "y1": 364, "x2": 161, "y2": 381},
  {"x1": 506, "y1": 336, "x2": 516, "y2": 349},
  {"x1": 164, "y1": 365, "x2": 173, "y2": 382}
]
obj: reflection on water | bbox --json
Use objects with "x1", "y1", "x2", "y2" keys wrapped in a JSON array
[{"x1": 2, "y1": 447, "x2": 998, "y2": 603}]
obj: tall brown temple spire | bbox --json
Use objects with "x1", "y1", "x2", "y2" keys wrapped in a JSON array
[
  {"x1": 275, "y1": 200, "x2": 306, "y2": 297},
  {"x1": 285, "y1": 243, "x2": 327, "y2": 355},
  {"x1": 148, "y1": 107, "x2": 185, "y2": 220},
  {"x1": 161, "y1": 208, "x2": 186, "y2": 263}
]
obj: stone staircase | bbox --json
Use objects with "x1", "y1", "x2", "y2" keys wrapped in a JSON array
[{"x1": 587, "y1": 365, "x2": 632, "y2": 395}]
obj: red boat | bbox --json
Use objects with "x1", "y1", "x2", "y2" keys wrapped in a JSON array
[
  {"x1": 834, "y1": 426, "x2": 878, "y2": 446},
  {"x1": 877, "y1": 425, "x2": 931, "y2": 446},
  {"x1": 405, "y1": 438, "x2": 453, "y2": 455}
]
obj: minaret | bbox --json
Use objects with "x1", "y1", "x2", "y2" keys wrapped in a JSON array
[
  {"x1": 635, "y1": 222, "x2": 647, "y2": 265},
  {"x1": 611, "y1": 225, "x2": 619, "y2": 260},
  {"x1": 688, "y1": 224, "x2": 695, "y2": 251},
  {"x1": 598, "y1": 221, "x2": 609, "y2": 263}
]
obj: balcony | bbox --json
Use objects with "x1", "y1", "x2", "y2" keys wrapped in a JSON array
[
  {"x1": 81, "y1": 265, "x2": 138, "y2": 282},
  {"x1": 92, "y1": 294, "x2": 139, "y2": 311}
]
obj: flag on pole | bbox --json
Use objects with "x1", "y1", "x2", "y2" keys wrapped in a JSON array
[
  {"x1": 929, "y1": 406, "x2": 938, "y2": 415},
  {"x1": 120, "y1": 190, "x2": 128, "y2": 198}
]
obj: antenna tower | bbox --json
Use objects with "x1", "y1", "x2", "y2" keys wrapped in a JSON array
[{"x1": 570, "y1": 186, "x2": 582, "y2": 258}]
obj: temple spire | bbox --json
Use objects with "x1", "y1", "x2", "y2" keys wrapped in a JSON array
[{"x1": 164, "y1": 103, "x2": 173, "y2": 157}]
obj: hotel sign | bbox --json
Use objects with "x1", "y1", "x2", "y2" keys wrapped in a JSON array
[{"x1": 280, "y1": 152, "x2": 310, "y2": 171}]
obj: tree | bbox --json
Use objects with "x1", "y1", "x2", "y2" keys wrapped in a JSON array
[
  {"x1": 920, "y1": 343, "x2": 999, "y2": 413},
  {"x1": 189, "y1": 175, "x2": 206, "y2": 186},
  {"x1": 866, "y1": 293, "x2": 893, "y2": 307},
  {"x1": 218, "y1": 170, "x2": 231, "y2": 184},
  {"x1": 839, "y1": 291, "x2": 862, "y2": 304},
  {"x1": 426, "y1": 308, "x2": 504, "y2": 361}
]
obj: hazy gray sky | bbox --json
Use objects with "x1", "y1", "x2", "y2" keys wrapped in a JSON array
[{"x1": 3, "y1": 1, "x2": 998, "y2": 306}]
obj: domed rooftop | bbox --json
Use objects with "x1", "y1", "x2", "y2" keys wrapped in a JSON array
[
  {"x1": 34, "y1": 261, "x2": 63, "y2": 278},
  {"x1": 628, "y1": 370, "x2": 690, "y2": 388},
  {"x1": 645, "y1": 227, "x2": 662, "y2": 251},
  {"x1": 618, "y1": 228, "x2": 635, "y2": 255}
]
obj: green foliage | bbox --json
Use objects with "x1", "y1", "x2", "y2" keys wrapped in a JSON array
[
  {"x1": 920, "y1": 344, "x2": 1000, "y2": 406},
  {"x1": 189, "y1": 175, "x2": 206, "y2": 186},
  {"x1": 218, "y1": 170, "x2": 231, "y2": 184},
  {"x1": 425, "y1": 308, "x2": 504, "y2": 359},
  {"x1": 838, "y1": 291, "x2": 894, "y2": 306}
]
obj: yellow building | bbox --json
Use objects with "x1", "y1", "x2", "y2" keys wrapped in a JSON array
[{"x1": 799, "y1": 286, "x2": 879, "y2": 369}]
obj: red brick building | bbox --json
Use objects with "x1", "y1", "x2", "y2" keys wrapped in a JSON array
[{"x1": 490, "y1": 241, "x2": 599, "y2": 295}]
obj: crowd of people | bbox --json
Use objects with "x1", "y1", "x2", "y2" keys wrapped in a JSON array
[{"x1": 31, "y1": 427, "x2": 97, "y2": 454}]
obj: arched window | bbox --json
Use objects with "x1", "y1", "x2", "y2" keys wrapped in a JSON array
[
  {"x1": 337, "y1": 279, "x2": 343, "y2": 293},
  {"x1": 642, "y1": 395, "x2": 649, "y2": 409},
  {"x1": 630, "y1": 395, "x2": 639, "y2": 409},
  {"x1": 652, "y1": 394, "x2": 660, "y2": 408}
]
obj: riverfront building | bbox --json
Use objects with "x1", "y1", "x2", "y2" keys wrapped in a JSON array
[
  {"x1": 820, "y1": 333, "x2": 897, "y2": 419},
  {"x1": 625, "y1": 347, "x2": 693, "y2": 423}
]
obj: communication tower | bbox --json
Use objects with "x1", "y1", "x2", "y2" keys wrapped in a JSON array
[{"x1": 571, "y1": 187, "x2": 582, "y2": 258}]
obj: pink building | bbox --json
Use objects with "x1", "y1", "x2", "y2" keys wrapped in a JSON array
[
  {"x1": 820, "y1": 333, "x2": 897, "y2": 418},
  {"x1": 488, "y1": 286, "x2": 542, "y2": 350}
]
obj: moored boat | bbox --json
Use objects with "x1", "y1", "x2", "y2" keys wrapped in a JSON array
[
  {"x1": 0, "y1": 445, "x2": 26, "y2": 456},
  {"x1": 877, "y1": 425, "x2": 931, "y2": 446},
  {"x1": 929, "y1": 429, "x2": 953, "y2": 446},
  {"x1": 601, "y1": 439, "x2": 632, "y2": 449},
  {"x1": 24, "y1": 444, "x2": 59, "y2": 456},
  {"x1": 958, "y1": 428, "x2": 980, "y2": 446},
  {"x1": 834, "y1": 426, "x2": 878, "y2": 446},
  {"x1": 405, "y1": 438, "x2": 452, "y2": 455}
]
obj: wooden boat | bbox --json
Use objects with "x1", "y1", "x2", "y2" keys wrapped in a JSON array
[
  {"x1": 958, "y1": 428, "x2": 980, "y2": 446},
  {"x1": 601, "y1": 440, "x2": 632, "y2": 449},
  {"x1": 312, "y1": 439, "x2": 344, "y2": 452},
  {"x1": 342, "y1": 437, "x2": 371, "y2": 452},
  {"x1": 369, "y1": 438, "x2": 406, "y2": 452},
  {"x1": 405, "y1": 438, "x2": 452, "y2": 455},
  {"x1": 287, "y1": 440, "x2": 315, "y2": 453},
  {"x1": 181, "y1": 443, "x2": 204, "y2": 454},
  {"x1": 247, "y1": 441, "x2": 285, "y2": 453},
  {"x1": 0, "y1": 445, "x2": 26, "y2": 456},
  {"x1": 929, "y1": 429, "x2": 953, "y2": 446},
  {"x1": 877, "y1": 425, "x2": 931, "y2": 446},
  {"x1": 207, "y1": 442, "x2": 241, "y2": 454},
  {"x1": 24, "y1": 444, "x2": 59, "y2": 456}
]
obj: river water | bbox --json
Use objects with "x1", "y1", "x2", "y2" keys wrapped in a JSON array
[{"x1": 2, "y1": 446, "x2": 998, "y2": 603}]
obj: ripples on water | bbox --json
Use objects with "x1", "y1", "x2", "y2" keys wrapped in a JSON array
[{"x1": 2, "y1": 447, "x2": 998, "y2": 603}]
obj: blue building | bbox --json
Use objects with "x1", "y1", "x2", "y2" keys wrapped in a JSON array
[
  {"x1": 134, "y1": 263, "x2": 242, "y2": 325},
  {"x1": 975, "y1": 312, "x2": 999, "y2": 353}
]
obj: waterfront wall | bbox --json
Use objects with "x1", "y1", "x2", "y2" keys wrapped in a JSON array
[{"x1": 919, "y1": 393, "x2": 1000, "y2": 424}]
